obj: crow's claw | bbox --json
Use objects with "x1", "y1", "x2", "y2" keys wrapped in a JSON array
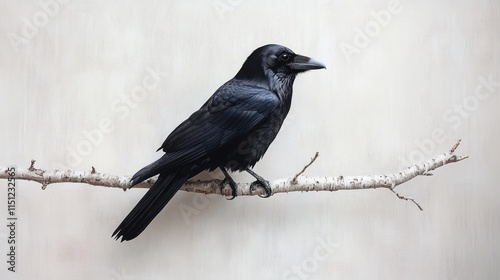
[
  {"x1": 220, "y1": 167, "x2": 238, "y2": 200},
  {"x1": 249, "y1": 180, "x2": 273, "y2": 198}
]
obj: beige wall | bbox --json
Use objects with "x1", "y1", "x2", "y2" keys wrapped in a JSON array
[{"x1": 1, "y1": 0, "x2": 499, "y2": 279}]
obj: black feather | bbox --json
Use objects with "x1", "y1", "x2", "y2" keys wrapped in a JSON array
[{"x1": 113, "y1": 169, "x2": 193, "y2": 242}]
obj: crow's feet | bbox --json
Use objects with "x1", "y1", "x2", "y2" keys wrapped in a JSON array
[
  {"x1": 249, "y1": 179, "x2": 272, "y2": 198},
  {"x1": 219, "y1": 167, "x2": 238, "y2": 200},
  {"x1": 245, "y1": 168, "x2": 273, "y2": 198},
  {"x1": 220, "y1": 177, "x2": 238, "y2": 200}
]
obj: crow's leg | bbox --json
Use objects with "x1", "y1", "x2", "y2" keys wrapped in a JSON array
[
  {"x1": 219, "y1": 167, "x2": 238, "y2": 200},
  {"x1": 245, "y1": 168, "x2": 272, "y2": 198}
]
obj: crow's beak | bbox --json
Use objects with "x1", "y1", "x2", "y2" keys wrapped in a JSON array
[{"x1": 289, "y1": 54, "x2": 326, "y2": 71}]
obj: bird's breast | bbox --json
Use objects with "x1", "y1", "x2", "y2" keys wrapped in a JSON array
[{"x1": 218, "y1": 106, "x2": 287, "y2": 172}]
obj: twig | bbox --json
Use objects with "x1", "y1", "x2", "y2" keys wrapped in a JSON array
[
  {"x1": 450, "y1": 139, "x2": 461, "y2": 153},
  {"x1": 389, "y1": 182, "x2": 423, "y2": 211},
  {"x1": 292, "y1": 152, "x2": 319, "y2": 184}
]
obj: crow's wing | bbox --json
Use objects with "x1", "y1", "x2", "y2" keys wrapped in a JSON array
[{"x1": 130, "y1": 81, "x2": 278, "y2": 184}]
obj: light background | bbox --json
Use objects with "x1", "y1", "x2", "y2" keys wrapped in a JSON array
[{"x1": 1, "y1": 0, "x2": 499, "y2": 279}]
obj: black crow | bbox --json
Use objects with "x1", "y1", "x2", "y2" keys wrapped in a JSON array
[{"x1": 113, "y1": 44, "x2": 325, "y2": 241}]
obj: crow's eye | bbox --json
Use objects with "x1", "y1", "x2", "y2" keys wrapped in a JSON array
[{"x1": 279, "y1": 53, "x2": 290, "y2": 62}]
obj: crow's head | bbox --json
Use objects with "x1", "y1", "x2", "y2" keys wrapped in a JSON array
[{"x1": 235, "y1": 44, "x2": 325, "y2": 87}]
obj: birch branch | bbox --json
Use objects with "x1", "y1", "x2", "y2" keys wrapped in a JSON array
[{"x1": 1, "y1": 140, "x2": 467, "y2": 209}]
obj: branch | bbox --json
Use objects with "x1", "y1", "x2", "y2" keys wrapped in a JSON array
[{"x1": 1, "y1": 141, "x2": 467, "y2": 208}]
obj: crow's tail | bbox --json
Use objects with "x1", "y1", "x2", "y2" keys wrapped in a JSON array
[
  {"x1": 129, "y1": 157, "x2": 166, "y2": 187},
  {"x1": 112, "y1": 169, "x2": 191, "y2": 242}
]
